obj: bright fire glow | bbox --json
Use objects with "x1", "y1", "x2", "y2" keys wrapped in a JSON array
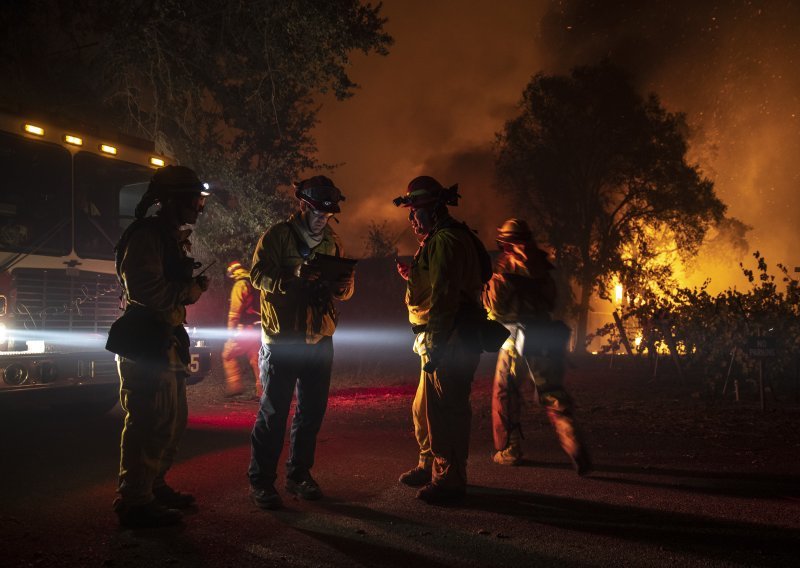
[{"x1": 614, "y1": 284, "x2": 624, "y2": 303}]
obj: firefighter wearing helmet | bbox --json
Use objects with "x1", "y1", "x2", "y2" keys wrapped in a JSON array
[
  {"x1": 222, "y1": 260, "x2": 262, "y2": 397},
  {"x1": 394, "y1": 175, "x2": 492, "y2": 504},
  {"x1": 483, "y1": 218, "x2": 592, "y2": 474},
  {"x1": 107, "y1": 165, "x2": 210, "y2": 527},
  {"x1": 248, "y1": 175, "x2": 354, "y2": 510}
]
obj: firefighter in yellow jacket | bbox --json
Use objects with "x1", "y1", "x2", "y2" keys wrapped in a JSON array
[
  {"x1": 483, "y1": 218, "x2": 592, "y2": 475},
  {"x1": 248, "y1": 175, "x2": 354, "y2": 510},
  {"x1": 108, "y1": 165, "x2": 210, "y2": 528},
  {"x1": 222, "y1": 261, "x2": 261, "y2": 397},
  {"x1": 394, "y1": 176, "x2": 488, "y2": 504}
]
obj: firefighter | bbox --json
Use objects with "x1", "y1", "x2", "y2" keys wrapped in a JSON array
[
  {"x1": 108, "y1": 165, "x2": 210, "y2": 528},
  {"x1": 222, "y1": 260, "x2": 262, "y2": 398},
  {"x1": 483, "y1": 218, "x2": 592, "y2": 475},
  {"x1": 394, "y1": 176, "x2": 488, "y2": 504},
  {"x1": 248, "y1": 175, "x2": 354, "y2": 510}
]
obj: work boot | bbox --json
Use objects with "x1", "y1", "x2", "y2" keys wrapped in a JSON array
[
  {"x1": 416, "y1": 483, "x2": 466, "y2": 505},
  {"x1": 492, "y1": 447, "x2": 522, "y2": 466},
  {"x1": 492, "y1": 431, "x2": 522, "y2": 466},
  {"x1": 547, "y1": 408, "x2": 593, "y2": 476},
  {"x1": 225, "y1": 384, "x2": 245, "y2": 398},
  {"x1": 398, "y1": 466, "x2": 432, "y2": 487},
  {"x1": 114, "y1": 498, "x2": 182, "y2": 528},
  {"x1": 286, "y1": 473, "x2": 323, "y2": 501},
  {"x1": 153, "y1": 484, "x2": 196, "y2": 509},
  {"x1": 250, "y1": 484, "x2": 283, "y2": 510}
]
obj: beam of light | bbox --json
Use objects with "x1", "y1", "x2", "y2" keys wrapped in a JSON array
[
  {"x1": 332, "y1": 327, "x2": 412, "y2": 345},
  {"x1": 1, "y1": 329, "x2": 107, "y2": 350},
  {"x1": 186, "y1": 326, "x2": 413, "y2": 346},
  {"x1": 187, "y1": 327, "x2": 245, "y2": 341}
]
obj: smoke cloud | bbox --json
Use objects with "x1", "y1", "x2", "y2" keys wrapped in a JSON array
[
  {"x1": 312, "y1": 0, "x2": 799, "y2": 290},
  {"x1": 313, "y1": 0, "x2": 546, "y2": 255}
]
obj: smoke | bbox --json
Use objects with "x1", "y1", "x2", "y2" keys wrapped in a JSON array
[
  {"x1": 537, "y1": 0, "x2": 800, "y2": 287},
  {"x1": 312, "y1": 0, "x2": 799, "y2": 287},
  {"x1": 313, "y1": 0, "x2": 546, "y2": 256}
]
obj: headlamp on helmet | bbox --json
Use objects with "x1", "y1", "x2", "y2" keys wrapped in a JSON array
[
  {"x1": 392, "y1": 175, "x2": 461, "y2": 208},
  {"x1": 294, "y1": 175, "x2": 345, "y2": 213},
  {"x1": 150, "y1": 165, "x2": 209, "y2": 196}
]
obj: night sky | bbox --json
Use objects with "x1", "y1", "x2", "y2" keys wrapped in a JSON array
[{"x1": 313, "y1": 0, "x2": 800, "y2": 289}]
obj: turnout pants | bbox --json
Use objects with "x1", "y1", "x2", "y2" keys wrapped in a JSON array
[
  {"x1": 412, "y1": 333, "x2": 480, "y2": 490},
  {"x1": 222, "y1": 329, "x2": 261, "y2": 396},
  {"x1": 248, "y1": 337, "x2": 333, "y2": 487},
  {"x1": 117, "y1": 351, "x2": 188, "y2": 506},
  {"x1": 492, "y1": 345, "x2": 586, "y2": 465}
]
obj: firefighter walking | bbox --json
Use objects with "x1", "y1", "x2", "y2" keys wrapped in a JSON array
[
  {"x1": 483, "y1": 218, "x2": 592, "y2": 475},
  {"x1": 394, "y1": 176, "x2": 489, "y2": 504},
  {"x1": 222, "y1": 260, "x2": 261, "y2": 398},
  {"x1": 107, "y1": 165, "x2": 210, "y2": 528}
]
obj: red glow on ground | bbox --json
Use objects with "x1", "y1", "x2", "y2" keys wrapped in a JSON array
[
  {"x1": 188, "y1": 384, "x2": 417, "y2": 430},
  {"x1": 329, "y1": 385, "x2": 415, "y2": 399},
  {"x1": 189, "y1": 409, "x2": 255, "y2": 430}
]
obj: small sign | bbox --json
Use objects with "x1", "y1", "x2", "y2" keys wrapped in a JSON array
[{"x1": 746, "y1": 336, "x2": 776, "y2": 358}]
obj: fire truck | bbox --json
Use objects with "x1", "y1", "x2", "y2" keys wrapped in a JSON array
[{"x1": 0, "y1": 110, "x2": 211, "y2": 414}]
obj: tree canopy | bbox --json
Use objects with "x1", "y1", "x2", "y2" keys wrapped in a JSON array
[
  {"x1": 0, "y1": 0, "x2": 392, "y2": 263},
  {"x1": 495, "y1": 62, "x2": 730, "y2": 350}
]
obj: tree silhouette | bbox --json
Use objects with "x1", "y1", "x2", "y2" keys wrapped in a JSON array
[
  {"x1": 495, "y1": 62, "x2": 727, "y2": 351},
  {"x1": 363, "y1": 220, "x2": 398, "y2": 259},
  {"x1": 0, "y1": 0, "x2": 392, "y2": 264}
]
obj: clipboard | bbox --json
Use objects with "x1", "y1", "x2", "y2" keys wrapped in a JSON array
[{"x1": 307, "y1": 253, "x2": 357, "y2": 282}]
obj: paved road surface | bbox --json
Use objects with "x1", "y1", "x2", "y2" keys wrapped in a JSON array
[{"x1": 2, "y1": 359, "x2": 799, "y2": 567}]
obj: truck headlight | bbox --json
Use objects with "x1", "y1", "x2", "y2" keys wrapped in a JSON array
[{"x1": 3, "y1": 363, "x2": 28, "y2": 385}]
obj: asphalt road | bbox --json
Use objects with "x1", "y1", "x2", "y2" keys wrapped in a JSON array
[{"x1": 1, "y1": 356, "x2": 799, "y2": 567}]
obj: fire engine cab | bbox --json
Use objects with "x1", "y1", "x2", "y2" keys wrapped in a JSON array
[{"x1": 0, "y1": 110, "x2": 211, "y2": 414}]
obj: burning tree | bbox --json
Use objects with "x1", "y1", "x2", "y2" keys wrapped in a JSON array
[
  {"x1": 0, "y1": 0, "x2": 392, "y2": 264},
  {"x1": 495, "y1": 62, "x2": 727, "y2": 351}
]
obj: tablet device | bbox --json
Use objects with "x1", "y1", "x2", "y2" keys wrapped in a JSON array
[{"x1": 307, "y1": 253, "x2": 357, "y2": 282}]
